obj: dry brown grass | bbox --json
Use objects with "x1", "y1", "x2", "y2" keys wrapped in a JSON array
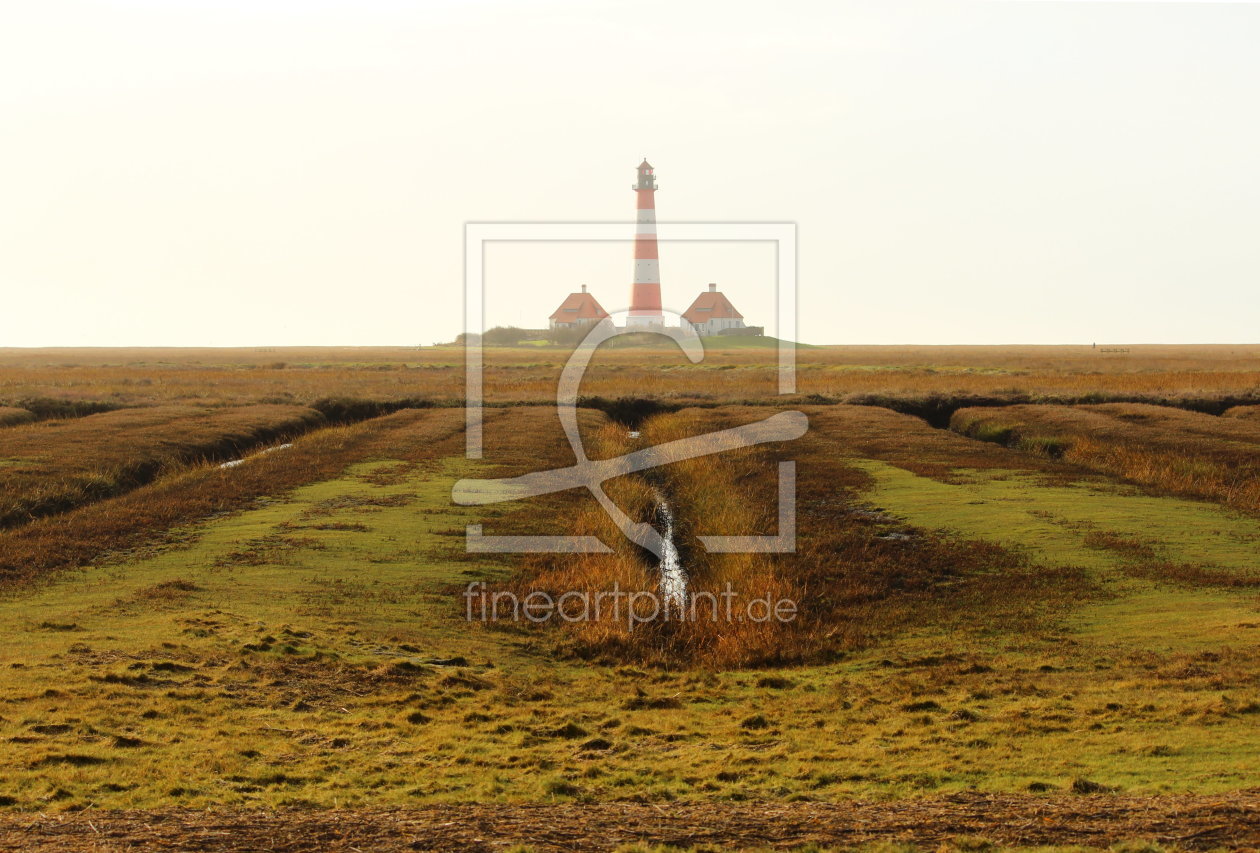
[
  {"x1": 1085, "y1": 402, "x2": 1260, "y2": 445},
  {"x1": 2, "y1": 344, "x2": 1258, "y2": 410},
  {"x1": 0, "y1": 404, "x2": 325, "y2": 529},
  {"x1": 505, "y1": 412, "x2": 815, "y2": 668},
  {"x1": 1224, "y1": 404, "x2": 1260, "y2": 420},
  {"x1": 953, "y1": 403, "x2": 1260, "y2": 515},
  {"x1": 6, "y1": 793, "x2": 1260, "y2": 851},
  {"x1": 801, "y1": 403, "x2": 1074, "y2": 482},
  {"x1": 0, "y1": 407, "x2": 34, "y2": 427}
]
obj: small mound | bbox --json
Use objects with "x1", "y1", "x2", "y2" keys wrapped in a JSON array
[{"x1": 0, "y1": 408, "x2": 35, "y2": 428}]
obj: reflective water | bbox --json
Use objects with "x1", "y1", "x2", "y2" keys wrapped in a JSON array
[
  {"x1": 655, "y1": 496, "x2": 687, "y2": 608},
  {"x1": 218, "y1": 442, "x2": 293, "y2": 469}
]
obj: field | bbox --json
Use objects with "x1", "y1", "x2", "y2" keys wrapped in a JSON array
[{"x1": 1, "y1": 344, "x2": 1259, "y2": 851}]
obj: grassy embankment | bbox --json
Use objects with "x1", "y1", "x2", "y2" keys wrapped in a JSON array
[
  {"x1": 0, "y1": 407, "x2": 35, "y2": 428},
  {"x1": 0, "y1": 405, "x2": 328, "y2": 531},
  {"x1": 951, "y1": 403, "x2": 1260, "y2": 521}
]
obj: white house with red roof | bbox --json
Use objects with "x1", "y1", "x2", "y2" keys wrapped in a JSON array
[
  {"x1": 682, "y1": 283, "x2": 746, "y2": 336},
  {"x1": 548, "y1": 285, "x2": 610, "y2": 330}
]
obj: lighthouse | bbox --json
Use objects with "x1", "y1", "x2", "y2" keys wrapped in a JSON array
[{"x1": 627, "y1": 159, "x2": 665, "y2": 326}]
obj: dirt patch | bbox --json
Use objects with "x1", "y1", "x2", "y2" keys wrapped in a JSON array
[
  {"x1": 302, "y1": 493, "x2": 416, "y2": 517},
  {"x1": 214, "y1": 654, "x2": 456, "y2": 709},
  {"x1": 2, "y1": 794, "x2": 1260, "y2": 851},
  {"x1": 130, "y1": 579, "x2": 201, "y2": 604},
  {"x1": 214, "y1": 535, "x2": 326, "y2": 567}
]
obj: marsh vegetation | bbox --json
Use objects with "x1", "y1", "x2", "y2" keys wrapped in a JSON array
[{"x1": 1, "y1": 345, "x2": 1259, "y2": 849}]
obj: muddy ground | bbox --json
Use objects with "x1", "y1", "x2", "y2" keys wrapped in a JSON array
[{"x1": 3, "y1": 793, "x2": 1259, "y2": 851}]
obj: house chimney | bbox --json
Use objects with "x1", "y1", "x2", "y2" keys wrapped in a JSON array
[
  {"x1": 581, "y1": 284, "x2": 587, "y2": 293},
  {"x1": 708, "y1": 283, "x2": 717, "y2": 292}
]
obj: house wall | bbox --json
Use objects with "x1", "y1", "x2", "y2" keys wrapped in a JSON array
[
  {"x1": 550, "y1": 317, "x2": 602, "y2": 330},
  {"x1": 690, "y1": 317, "x2": 746, "y2": 336}
]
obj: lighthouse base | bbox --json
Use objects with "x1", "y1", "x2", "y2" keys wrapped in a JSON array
[{"x1": 624, "y1": 314, "x2": 666, "y2": 328}]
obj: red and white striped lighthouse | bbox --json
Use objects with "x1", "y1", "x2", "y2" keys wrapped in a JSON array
[{"x1": 627, "y1": 159, "x2": 664, "y2": 326}]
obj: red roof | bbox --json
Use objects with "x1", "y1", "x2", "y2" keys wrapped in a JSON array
[
  {"x1": 682, "y1": 290, "x2": 743, "y2": 322},
  {"x1": 549, "y1": 291, "x2": 609, "y2": 321}
]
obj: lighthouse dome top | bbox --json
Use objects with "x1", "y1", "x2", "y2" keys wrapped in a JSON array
[{"x1": 633, "y1": 159, "x2": 658, "y2": 192}]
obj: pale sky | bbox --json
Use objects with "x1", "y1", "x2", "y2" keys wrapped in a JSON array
[{"x1": 2, "y1": 0, "x2": 1258, "y2": 346}]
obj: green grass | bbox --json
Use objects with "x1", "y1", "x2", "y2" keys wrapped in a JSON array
[
  {"x1": 850, "y1": 457, "x2": 1260, "y2": 652},
  {"x1": 4, "y1": 449, "x2": 1260, "y2": 810},
  {"x1": 701, "y1": 335, "x2": 817, "y2": 349},
  {"x1": 1073, "y1": 585, "x2": 1260, "y2": 653},
  {"x1": 850, "y1": 460, "x2": 1260, "y2": 576}
]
